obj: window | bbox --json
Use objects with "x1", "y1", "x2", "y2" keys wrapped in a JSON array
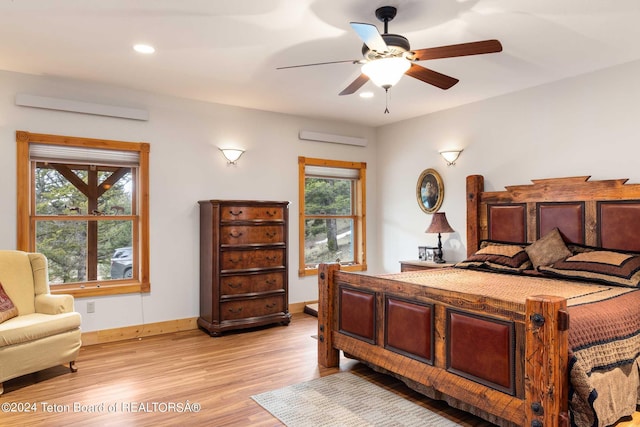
[
  {"x1": 298, "y1": 157, "x2": 367, "y2": 276},
  {"x1": 16, "y1": 130, "x2": 150, "y2": 297}
]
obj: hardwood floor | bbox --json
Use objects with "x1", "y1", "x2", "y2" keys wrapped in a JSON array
[{"x1": 1, "y1": 313, "x2": 639, "y2": 426}]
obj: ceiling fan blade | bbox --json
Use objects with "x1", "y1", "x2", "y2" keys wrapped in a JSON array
[
  {"x1": 350, "y1": 22, "x2": 389, "y2": 53},
  {"x1": 277, "y1": 59, "x2": 359, "y2": 70},
  {"x1": 411, "y1": 39, "x2": 503, "y2": 61},
  {"x1": 339, "y1": 74, "x2": 370, "y2": 96},
  {"x1": 405, "y1": 64, "x2": 459, "y2": 90}
]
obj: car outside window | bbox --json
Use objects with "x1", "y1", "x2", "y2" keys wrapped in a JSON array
[{"x1": 111, "y1": 247, "x2": 133, "y2": 279}]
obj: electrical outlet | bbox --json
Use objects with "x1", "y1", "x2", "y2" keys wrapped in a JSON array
[{"x1": 87, "y1": 301, "x2": 95, "y2": 313}]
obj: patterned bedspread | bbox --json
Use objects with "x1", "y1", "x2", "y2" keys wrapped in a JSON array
[
  {"x1": 568, "y1": 290, "x2": 640, "y2": 427},
  {"x1": 380, "y1": 268, "x2": 636, "y2": 305},
  {"x1": 380, "y1": 268, "x2": 640, "y2": 427}
]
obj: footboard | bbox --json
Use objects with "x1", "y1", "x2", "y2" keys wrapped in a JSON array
[{"x1": 317, "y1": 263, "x2": 570, "y2": 427}]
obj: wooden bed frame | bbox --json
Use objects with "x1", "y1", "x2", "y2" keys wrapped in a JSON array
[{"x1": 317, "y1": 174, "x2": 640, "y2": 427}]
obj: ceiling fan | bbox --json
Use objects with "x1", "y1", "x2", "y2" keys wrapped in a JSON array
[{"x1": 278, "y1": 5, "x2": 502, "y2": 108}]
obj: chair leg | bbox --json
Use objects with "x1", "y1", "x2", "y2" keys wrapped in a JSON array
[{"x1": 69, "y1": 361, "x2": 77, "y2": 373}]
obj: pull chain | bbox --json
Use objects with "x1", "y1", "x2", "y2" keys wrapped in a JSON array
[{"x1": 384, "y1": 88, "x2": 390, "y2": 114}]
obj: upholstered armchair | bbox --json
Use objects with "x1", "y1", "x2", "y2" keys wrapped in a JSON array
[{"x1": 0, "y1": 250, "x2": 81, "y2": 394}]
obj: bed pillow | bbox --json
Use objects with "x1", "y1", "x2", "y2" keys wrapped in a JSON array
[
  {"x1": 455, "y1": 244, "x2": 532, "y2": 273},
  {"x1": 566, "y1": 242, "x2": 597, "y2": 256},
  {"x1": 0, "y1": 282, "x2": 18, "y2": 323},
  {"x1": 525, "y1": 228, "x2": 572, "y2": 269},
  {"x1": 479, "y1": 239, "x2": 528, "y2": 250},
  {"x1": 539, "y1": 250, "x2": 640, "y2": 288}
]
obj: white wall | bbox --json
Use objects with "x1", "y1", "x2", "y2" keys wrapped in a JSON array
[
  {"x1": 0, "y1": 70, "x2": 378, "y2": 332},
  {"x1": 5, "y1": 58, "x2": 639, "y2": 333},
  {"x1": 376, "y1": 59, "x2": 640, "y2": 273}
]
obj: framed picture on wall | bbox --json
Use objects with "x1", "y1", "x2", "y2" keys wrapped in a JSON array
[{"x1": 416, "y1": 168, "x2": 444, "y2": 213}]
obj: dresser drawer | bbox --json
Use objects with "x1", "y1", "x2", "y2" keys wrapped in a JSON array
[
  {"x1": 220, "y1": 272, "x2": 285, "y2": 296},
  {"x1": 221, "y1": 295, "x2": 285, "y2": 321},
  {"x1": 221, "y1": 249, "x2": 285, "y2": 270},
  {"x1": 220, "y1": 225, "x2": 284, "y2": 245},
  {"x1": 221, "y1": 205, "x2": 284, "y2": 221}
]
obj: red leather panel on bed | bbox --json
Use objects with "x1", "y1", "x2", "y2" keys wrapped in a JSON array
[
  {"x1": 385, "y1": 297, "x2": 433, "y2": 363},
  {"x1": 447, "y1": 310, "x2": 514, "y2": 394},
  {"x1": 599, "y1": 201, "x2": 640, "y2": 251},
  {"x1": 488, "y1": 204, "x2": 526, "y2": 243},
  {"x1": 538, "y1": 202, "x2": 585, "y2": 244},
  {"x1": 339, "y1": 287, "x2": 375, "y2": 342}
]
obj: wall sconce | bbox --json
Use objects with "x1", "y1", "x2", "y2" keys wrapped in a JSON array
[
  {"x1": 439, "y1": 150, "x2": 463, "y2": 166},
  {"x1": 219, "y1": 148, "x2": 245, "y2": 165}
]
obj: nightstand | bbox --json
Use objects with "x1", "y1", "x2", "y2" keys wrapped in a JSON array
[{"x1": 399, "y1": 260, "x2": 455, "y2": 272}]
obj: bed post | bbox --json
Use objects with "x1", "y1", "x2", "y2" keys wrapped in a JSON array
[
  {"x1": 318, "y1": 263, "x2": 341, "y2": 368},
  {"x1": 525, "y1": 295, "x2": 570, "y2": 427},
  {"x1": 466, "y1": 175, "x2": 484, "y2": 257}
]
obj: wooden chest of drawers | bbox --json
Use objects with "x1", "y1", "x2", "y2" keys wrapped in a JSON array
[{"x1": 198, "y1": 200, "x2": 291, "y2": 336}]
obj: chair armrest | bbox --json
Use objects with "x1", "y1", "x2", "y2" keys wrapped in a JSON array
[{"x1": 35, "y1": 293, "x2": 75, "y2": 314}]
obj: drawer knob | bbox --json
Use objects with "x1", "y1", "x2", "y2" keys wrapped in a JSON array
[
  {"x1": 229, "y1": 210, "x2": 243, "y2": 216},
  {"x1": 227, "y1": 282, "x2": 242, "y2": 289},
  {"x1": 229, "y1": 229, "x2": 243, "y2": 238},
  {"x1": 265, "y1": 256, "x2": 278, "y2": 262},
  {"x1": 265, "y1": 302, "x2": 276, "y2": 309},
  {"x1": 228, "y1": 307, "x2": 243, "y2": 314},
  {"x1": 265, "y1": 231, "x2": 277, "y2": 238},
  {"x1": 266, "y1": 210, "x2": 276, "y2": 217},
  {"x1": 228, "y1": 258, "x2": 241, "y2": 264},
  {"x1": 265, "y1": 279, "x2": 276, "y2": 285}
]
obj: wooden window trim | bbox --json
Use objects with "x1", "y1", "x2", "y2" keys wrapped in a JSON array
[
  {"x1": 298, "y1": 156, "x2": 367, "y2": 277},
  {"x1": 16, "y1": 130, "x2": 150, "y2": 297}
]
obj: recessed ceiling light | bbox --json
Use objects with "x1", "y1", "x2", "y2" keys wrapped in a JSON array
[
  {"x1": 133, "y1": 44, "x2": 155, "y2": 54},
  {"x1": 359, "y1": 92, "x2": 374, "y2": 98}
]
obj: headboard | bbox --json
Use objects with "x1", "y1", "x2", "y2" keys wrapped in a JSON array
[{"x1": 466, "y1": 175, "x2": 640, "y2": 257}]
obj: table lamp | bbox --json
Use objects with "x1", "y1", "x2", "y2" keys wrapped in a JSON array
[{"x1": 425, "y1": 212, "x2": 455, "y2": 263}]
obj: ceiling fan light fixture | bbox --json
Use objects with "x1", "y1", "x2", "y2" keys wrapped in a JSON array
[{"x1": 361, "y1": 57, "x2": 410, "y2": 89}]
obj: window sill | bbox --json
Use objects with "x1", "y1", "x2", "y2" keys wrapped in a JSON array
[
  {"x1": 299, "y1": 263, "x2": 367, "y2": 277},
  {"x1": 51, "y1": 281, "x2": 150, "y2": 298}
]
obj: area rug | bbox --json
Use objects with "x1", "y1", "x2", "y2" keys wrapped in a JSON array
[{"x1": 251, "y1": 372, "x2": 462, "y2": 426}]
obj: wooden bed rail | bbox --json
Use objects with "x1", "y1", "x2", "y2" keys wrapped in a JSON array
[
  {"x1": 525, "y1": 295, "x2": 570, "y2": 427},
  {"x1": 318, "y1": 263, "x2": 570, "y2": 427},
  {"x1": 318, "y1": 263, "x2": 340, "y2": 367}
]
